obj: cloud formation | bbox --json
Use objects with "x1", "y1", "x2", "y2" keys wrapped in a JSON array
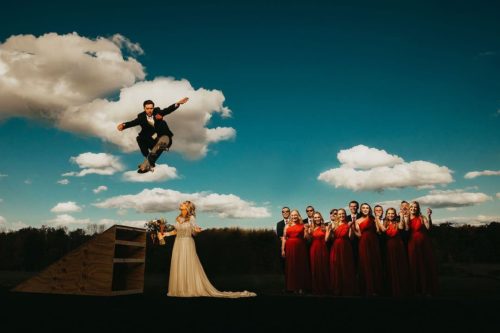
[
  {"x1": 318, "y1": 145, "x2": 453, "y2": 191},
  {"x1": 337, "y1": 145, "x2": 404, "y2": 169},
  {"x1": 122, "y1": 164, "x2": 179, "y2": 182},
  {"x1": 464, "y1": 170, "x2": 500, "y2": 179},
  {"x1": 0, "y1": 32, "x2": 144, "y2": 119},
  {"x1": 414, "y1": 189, "x2": 493, "y2": 208},
  {"x1": 64, "y1": 152, "x2": 124, "y2": 176},
  {"x1": 46, "y1": 214, "x2": 90, "y2": 226},
  {"x1": 94, "y1": 188, "x2": 270, "y2": 219},
  {"x1": 57, "y1": 179, "x2": 70, "y2": 185},
  {"x1": 93, "y1": 185, "x2": 108, "y2": 194},
  {"x1": 434, "y1": 215, "x2": 500, "y2": 225},
  {"x1": 0, "y1": 33, "x2": 236, "y2": 160},
  {"x1": 50, "y1": 201, "x2": 83, "y2": 213}
]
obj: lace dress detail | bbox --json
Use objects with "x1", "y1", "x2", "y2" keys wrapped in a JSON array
[{"x1": 167, "y1": 216, "x2": 256, "y2": 298}]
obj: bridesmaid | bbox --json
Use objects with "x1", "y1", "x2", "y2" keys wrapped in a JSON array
[
  {"x1": 407, "y1": 201, "x2": 439, "y2": 296},
  {"x1": 376, "y1": 207, "x2": 411, "y2": 297},
  {"x1": 352, "y1": 203, "x2": 383, "y2": 296},
  {"x1": 281, "y1": 209, "x2": 311, "y2": 294},
  {"x1": 309, "y1": 211, "x2": 330, "y2": 295},
  {"x1": 327, "y1": 208, "x2": 356, "y2": 296}
]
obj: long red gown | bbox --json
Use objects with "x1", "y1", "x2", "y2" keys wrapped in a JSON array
[
  {"x1": 385, "y1": 223, "x2": 411, "y2": 297},
  {"x1": 358, "y1": 217, "x2": 383, "y2": 296},
  {"x1": 285, "y1": 223, "x2": 310, "y2": 292},
  {"x1": 310, "y1": 227, "x2": 330, "y2": 294},
  {"x1": 408, "y1": 216, "x2": 438, "y2": 296},
  {"x1": 329, "y1": 223, "x2": 356, "y2": 296}
]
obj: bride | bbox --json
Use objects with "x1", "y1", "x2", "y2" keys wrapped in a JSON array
[{"x1": 167, "y1": 200, "x2": 256, "y2": 298}]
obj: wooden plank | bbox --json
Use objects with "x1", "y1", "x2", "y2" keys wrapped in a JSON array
[
  {"x1": 115, "y1": 240, "x2": 146, "y2": 247},
  {"x1": 113, "y1": 258, "x2": 145, "y2": 263},
  {"x1": 110, "y1": 289, "x2": 144, "y2": 296}
]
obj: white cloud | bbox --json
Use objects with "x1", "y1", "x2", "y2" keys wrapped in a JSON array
[
  {"x1": 414, "y1": 189, "x2": 493, "y2": 208},
  {"x1": 0, "y1": 33, "x2": 235, "y2": 160},
  {"x1": 337, "y1": 145, "x2": 404, "y2": 169},
  {"x1": 0, "y1": 32, "x2": 144, "y2": 120},
  {"x1": 57, "y1": 179, "x2": 70, "y2": 185},
  {"x1": 319, "y1": 160, "x2": 453, "y2": 192},
  {"x1": 98, "y1": 218, "x2": 146, "y2": 229},
  {"x1": 24, "y1": 179, "x2": 32, "y2": 185},
  {"x1": 497, "y1": 193, "x2": 500, "y2": 199},
  {"x1": 0, "y1": 198, "x2": 3, "y2": 203},
  {"x1": 122, "y1": 164, "x2": 179, "y2": 182},
  {"x1": 374, "y1": 200, "x2": 403, "y2": 211},
  {"x1": 64, "y1": 152, "x2": 124, "y2": 176},
  {"x1": 464, "y1": 170, "x2": 500, "y2": 179},
  {"x1": 0, "y1": 173, "x2": 7, "y2": 178},
  {"x1": 0, "y1": 217, "x2": 28, "y2": 231},
  {"x1": 50, "y1": 201, "x2": 83, "y2": 213},
  {"x1": 434, "y1": 215, "x2": 500, "y2": 226},
  {"x1": 110, "y1": 34, "x2": 144, "y2": 55},
  {"x1": 8, "y1": 221, "x2": 28, "y2": 231},
  {"x1": 94, "y1": 188, "x2": 270, "y2": 219},
  {"x1": 46, "y1": 214, "x2": 90, "y2": 226},
  {"x1": 93, "y1": 185, "x2": 108, "y2": 194}
]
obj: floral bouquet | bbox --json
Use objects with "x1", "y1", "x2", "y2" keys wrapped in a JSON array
[{"x1": 145, "y1": 218, "x2": 175, "y2": 245}]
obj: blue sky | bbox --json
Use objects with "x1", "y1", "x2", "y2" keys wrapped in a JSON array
[{"x1": 0, "y1": 0, "x2": 499, "y2": 230}]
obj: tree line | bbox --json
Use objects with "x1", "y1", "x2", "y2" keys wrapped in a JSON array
[{"x1": 0, "y1": 222, "x2": 499, "y2": 273}]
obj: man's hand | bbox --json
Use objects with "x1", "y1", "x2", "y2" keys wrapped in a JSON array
[
  {"x1": 117, "y1": 123, "x2": 125, "y2": 131},
  {"x1": 155, "y1": 114, "x2": 163, "y2": 120},
  {"x1": 177, "y1": 97, "x2": 189, "y2": 104}
]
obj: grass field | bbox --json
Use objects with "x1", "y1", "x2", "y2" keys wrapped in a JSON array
[{"x1": 2, "y1": 264, "x2": 500, "y2": 331}]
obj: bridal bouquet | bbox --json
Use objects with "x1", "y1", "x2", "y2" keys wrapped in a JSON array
[{"x1": 145, "y1": 218, "x2": 175, "y2": 245}]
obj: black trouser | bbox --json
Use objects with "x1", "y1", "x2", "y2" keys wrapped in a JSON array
[{"x1": 136, "y1": 135, "x2": 172, "y2": 158}]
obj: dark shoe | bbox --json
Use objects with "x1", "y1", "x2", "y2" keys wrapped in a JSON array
[{"x1": 137, "y1": 165, "x2": 150, "y2": 173}]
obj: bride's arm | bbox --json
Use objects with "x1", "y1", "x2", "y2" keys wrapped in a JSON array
[{"x1": 191, "y1": 217, "x2": 203, "y2": 235}]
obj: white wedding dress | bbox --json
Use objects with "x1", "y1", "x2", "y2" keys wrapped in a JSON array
[{"x1": 167, "y1": 216, "x2": 256, "y2": 298}]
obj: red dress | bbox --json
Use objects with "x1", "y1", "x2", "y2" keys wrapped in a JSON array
[
  {"x1": 285, "y1": 223, "x2": 310, "y2": 292},
  {"x1": 408, "y1": 216, "x2": 438, "y2": 295},
  {"x1": 358, "y1": 217, "x2": 383, "y2": 296},
  {"x1": 310, "y1": 227, "x2": 330, "y2": 294},
  {"x1": 329, "y1": 223, "x2": 356, "y2": 296},
  {"x1": 385, "y1": 223, "x2": 411, "y2": 297}
]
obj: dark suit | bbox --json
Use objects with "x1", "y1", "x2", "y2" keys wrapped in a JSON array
[
  {"x1": 123, "y1": 104, "x2": 179, "y2": 157},
  {"x1": 276, "y1": 219, "x2": 286, "y2": 272},
  {"x1": 347, "y1": 213, "x2": 362, "y2": 271}
]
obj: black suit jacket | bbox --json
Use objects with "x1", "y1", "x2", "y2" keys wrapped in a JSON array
[
  {"x1": 276, "y1": 220, "x2": 286, "y2": 239},
  {"x1": 123, "y1": 104, "x2": 179, "y2": 139},
  {"x1": 347, "y1": 213, "x2": 362, "y2": 223}
]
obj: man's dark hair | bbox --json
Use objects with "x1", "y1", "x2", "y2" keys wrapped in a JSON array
[
  {"x1": 401, "y1": 200, "x2": 409, "y2": 205},
  {"x1": 349, "y1": 200, "x2": 359, "y2": 207},
  {"x1": 143, "y1": 100, "x2": 155, "y2": 107}
]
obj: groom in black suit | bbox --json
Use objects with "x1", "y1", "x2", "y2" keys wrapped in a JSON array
[
  {"x1": 117, "y1": 97, "x2": 189, "y2": 171},
  {"x1": 276, "y1": 207, "x2": 290, "y2": 282}
]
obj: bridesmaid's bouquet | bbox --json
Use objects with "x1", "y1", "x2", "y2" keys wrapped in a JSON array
[{"x1": 145, "y1": 218, "x2": 175, "y2": 245}]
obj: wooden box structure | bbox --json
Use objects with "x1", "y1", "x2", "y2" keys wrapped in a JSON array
[{"x1": 13, "y1": 225, "x2": 146, "y2": 296}]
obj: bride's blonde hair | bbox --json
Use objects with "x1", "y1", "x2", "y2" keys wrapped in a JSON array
[{"x1": 176, "y1": 200, "x2": 196, "y2": 222}]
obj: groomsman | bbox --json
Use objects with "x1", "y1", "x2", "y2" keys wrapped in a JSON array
[
  {"x1": 303, "y1": 205, "x2": 315, "y2": 226},
  {"x1": 347, "y1": 200, "x2": 361, "y2": 269},
  {"x1": 276, "y1": 207, "x2": 291, "y2": 272}
]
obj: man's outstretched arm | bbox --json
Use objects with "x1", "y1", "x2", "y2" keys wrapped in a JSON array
[
  {"x1": 117, "y1": 117, "x2": 140, "y2": 131},
  {"x1": 157, "y1": 97, "x2": 189, "y2": 116}
]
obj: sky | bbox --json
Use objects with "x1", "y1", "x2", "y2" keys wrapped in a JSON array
[{"x1": 0, "y1": 0, "x2": 499, "y2": 231}]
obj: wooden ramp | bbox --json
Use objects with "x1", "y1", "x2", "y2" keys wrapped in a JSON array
[{"x1": 12, "y1": 225, "x2": 146, "y2": 296}]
